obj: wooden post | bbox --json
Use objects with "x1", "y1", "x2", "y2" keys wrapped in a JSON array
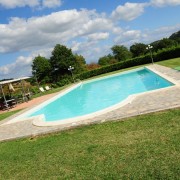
[{"x1": 0, "y1": 84, "x2": 9, "y2": 110}]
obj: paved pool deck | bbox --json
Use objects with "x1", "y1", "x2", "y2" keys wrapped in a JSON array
[{"x1": 0, "y1": 64, "x2": 180, "y2": 142}]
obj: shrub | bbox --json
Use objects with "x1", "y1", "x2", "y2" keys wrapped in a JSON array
[
  {"x1": 76, "y1": 46, "x2": 180, "y2": 80},
  {"x1": 30, "y1": 86, "x2": 39, "y2": 94},
  {"x1": 51, "y1": 83, "x2": 58, "y2": 88},
  {"x1": 154, "y1": 46, "x2": 180, "y2": 62},
  {"x1": 56, "y1": 78, "x2": 71, "y2": 87}
]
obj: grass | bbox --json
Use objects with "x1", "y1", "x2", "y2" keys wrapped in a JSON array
[
  {"x1": 84, "y1": 63, "x2": 146, "y2": 81},
  {"x1": 31, "y1": 85, "x2": 70, "y2": 99},
  {"x1": 0, "y1": 108, "x2": 180, "y2": 179},
  {"x1": 0, "y1": 110, "x2": 21, "y2": 121},
  {"x1": 87, "y1": 57, "x2": 180, "y2": 81},
  {"x1": 156, "y1": 57, "x2": 180, "y2": 68}
]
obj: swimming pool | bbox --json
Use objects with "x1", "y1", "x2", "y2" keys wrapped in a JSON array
[
  {"x1": 8, "y1": 67, "x2": 174, "y2": 126},
  {"x1": 29, "y1": 67, "x2": 173, "y2": 121}
]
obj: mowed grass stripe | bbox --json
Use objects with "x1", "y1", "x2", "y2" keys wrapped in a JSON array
[{"x1": 0, "y1": 108, "x2": 179, "y2": 179}]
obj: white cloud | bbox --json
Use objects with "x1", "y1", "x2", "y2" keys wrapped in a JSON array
[
  {"x1": 114, "y1": 30, "x2": 142, "y2": 45},
  {"x1": 151, "y1": 0, "x2": 180, "y2": 7},
  {"x1": 145, "y1": 24, "x2": 180, "y2": 42},
  {"x1": 71, "y1": 40, "x2": 99, "y2": 56},
  {"x1": 71, "y1": 39, "x2": 111, "y2": 63},
  {"x1": 0, "y1": 9, "x2": 112, "y2": 54},
  {"x1": 0, "y1": 56, "x2": 32, "y2": 78},
  {"x1": 114, "y1": 24, "x2": 180, "y2": 46},
  {"x1": 42, "y1": 0, "x2": 62, "y2": 8},
  {"x1": 0, "y1": 0, "x2": 62, "y2": 9},
  {"x1": 78, "y1": 17, "x2": 113, "y2": 36},
  {"x1": 87, "y1": 32, "x2": 109, "y2": 41},
  {"x1": 0, "y1": 0, "x2": 39, "y2": 8},
  {"x1": 111, "y1": 2, "x2": 147, "y2": 21},
  {"x1": 71, "y1": 41, "x2": 81, "y2": 52},
  {"x1": 112, "y1": 27, "x2": 123, "y2": 34},
  {"x1": 0, "y1": 47, "x2": 53, "y2": 78}
]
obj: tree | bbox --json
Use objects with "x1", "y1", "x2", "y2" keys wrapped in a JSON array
[
  {"x1": 50, "y1": 44, "x2": 78, "y2": 81},
  {"x1": 86, "y1": 63, "x2": 100, "y2": 70},
  {"x1": 32, "y1": 55, "x2": 51, "y2": 83},
  {"x1": 98, "y1": 54, "x2": 118, "y2": 66},
  {"x1": 151, "y1": 38, "x2": 177, "y2": 52},
  {"x1": 169, "y1": 30, "x2": 180, "y2": 43},
  {"x1": 98, "y1": 56, "x2": 110, "y2": 66},
  {"x1": 74, "y1": 54, "x2": 87, "y2": 73},
  {"x1": 130, "y1": 43, "x2": 147, "y2": 57},
  {"x1": 111, "y1": 45, "x2": 132, "y2": 61}
]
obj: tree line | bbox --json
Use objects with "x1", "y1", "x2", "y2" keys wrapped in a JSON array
[
  {"x1": 98, "y1": 30, "x2": 180, "y2": 66},
  {"x1": 32, "y1": 44, "x2": 87, "y2": 84},
  {"x1": 32, "y1": 30, "x2": 180, "y2": 84}
]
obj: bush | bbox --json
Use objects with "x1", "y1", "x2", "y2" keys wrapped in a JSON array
[
  {"x1": 51, "y1": 83, "x2": 58, "y2": 88},
  {"x1": 76, "y1": 46, "x2": 180, "y2": 80},
  {"x1": 154, "y1": 46, "x2": 180, "y2": 62},
  {"x1": 30, "y1": 86, "x2": 39, "y2": 94},
  {"x1": 56, "y1": 78, "x2": 71, "y2": 87}
]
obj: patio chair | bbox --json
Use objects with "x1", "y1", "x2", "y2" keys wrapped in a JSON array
[
  {"x1": 39, "y1": 87, "x2": 46, "y2": 93},
  {"x1": 45, "y1": 86, "x2": 51, "y2": 91}
]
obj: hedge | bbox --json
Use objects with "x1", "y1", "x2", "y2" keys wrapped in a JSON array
[{"x1": 76, "y1": 46, "x2": 180, "y2": 80}]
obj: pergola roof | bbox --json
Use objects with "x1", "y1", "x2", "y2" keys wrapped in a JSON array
[
  {"x1": 0, "y1": 77, "x2": 31, "y2": 85},
  {"x1": 0, "y1": 76, "x2": 31, "y2": 110}
]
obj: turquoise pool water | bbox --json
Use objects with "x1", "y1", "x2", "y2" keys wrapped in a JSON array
[{"x1": 29, "y1": 68, "x2": 173, "y2": 122}]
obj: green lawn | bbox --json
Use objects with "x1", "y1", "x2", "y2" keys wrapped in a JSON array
[
  {"x1": 0, "y1": 108, "x2": 179, "y2": 179},
  {"x1": 156, "y1": 57, "x2": 180, "y2": 68},
  {"x1": 88, "y1": 57, "x2": 180, "y2": 80},
  {"x1": 0, "y1": 110, "x2": 21, "y2": 121},
  {"x1": 31, "y1": 85, "x2": 70, "y2": 99}
]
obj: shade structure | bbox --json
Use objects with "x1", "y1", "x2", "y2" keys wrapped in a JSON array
[
  {"x1": 0, "y1": 76, "x2": 31, "y2": 110},
  {"x1": 0, "y1": 77, "x2": 30, "y2": 85}
]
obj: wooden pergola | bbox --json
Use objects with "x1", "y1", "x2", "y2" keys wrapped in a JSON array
[{"x1": 0, "y1": 77, "x2": 31, "y2": 110}]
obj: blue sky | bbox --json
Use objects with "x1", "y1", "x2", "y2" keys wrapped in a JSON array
[{"x1": 0, "y1": 0, "x2": 180, "y2": 79}]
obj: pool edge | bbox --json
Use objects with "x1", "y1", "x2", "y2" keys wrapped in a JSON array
[{"x1": 3, "y1": 65, "x2": 179, "y2": 127}]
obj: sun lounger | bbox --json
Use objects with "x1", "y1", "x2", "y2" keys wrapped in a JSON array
[
  {"x1": 39, "y1": 87, "x2": 46, "y2": 92},
  {"x1": 45, "y1": 86, "x2": 51, "y2": 91}
]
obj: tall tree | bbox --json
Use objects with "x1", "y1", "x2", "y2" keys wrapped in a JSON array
[
  {"x1": 151, "y1": 38, "x2": 177, "y2": 52},
  {"x1": 50, "y1": 44, "x2": 77, "y2": 80},
  {"x1": 169, "y1": 30, "x2": 180, "y2": 43},
  {"x1": 74, "y1": 54, "x2": 87, "y2": 73},
  {"x1": 130, "y1": 43, "x2": 147, "y2": 57},
  {"x1": 98, "y1": 54, "x2": 118, "y2": 66},
  {"x1": 32, "y1": 55, "x2": 51, "y2": 83},
  {"x1": 98, "y1": 56, "x2": 110, "y2": 66},
  {"x1": 111, "y1": 45, "x2": 132, "y2": 61}
]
